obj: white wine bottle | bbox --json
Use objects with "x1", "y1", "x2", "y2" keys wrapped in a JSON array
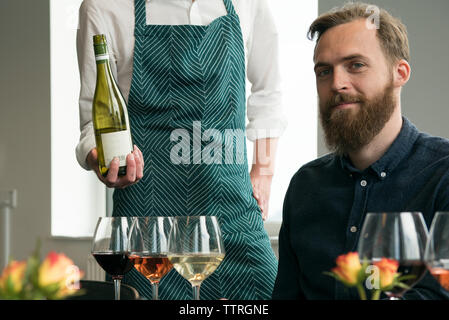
[{"x1": 92, "y1": 34, "x2": 133, "y2": 177}]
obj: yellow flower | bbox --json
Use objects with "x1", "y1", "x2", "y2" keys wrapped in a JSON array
[
  {"x1": 331, "y1": 252, "x2": 362, "y2": 286},
  {"x1": 0, "y1": 260, "x2": 27, "y2": 293},
  {"x1": 373, "y1": 258, "x2": 399, "y2": 289},
  {"x1": 38, "y1": 251, "x2": 84, "y2": 298}
]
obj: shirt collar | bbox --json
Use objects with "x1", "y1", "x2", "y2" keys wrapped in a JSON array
[{"x1": 340, "y1": 117, "x2": 420, "y2": 179}]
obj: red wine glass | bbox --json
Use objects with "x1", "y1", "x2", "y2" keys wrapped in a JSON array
[
  {"x1": 91, "y1": 217, "x2": 134, "y2": 300},
  {"x1": 357, "y1": 212, "x2": 429, "y2": 300}
]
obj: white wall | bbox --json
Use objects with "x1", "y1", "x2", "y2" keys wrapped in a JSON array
[{"x1": 50, "y1": 0, "x2": 106, "y2": 238}]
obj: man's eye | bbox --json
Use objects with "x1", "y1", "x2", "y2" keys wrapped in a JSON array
[
  {"x1": 351, "y1": 62, "x2": 365, "y2": 69},
  {"x1": 317, "y1": 69, "x2": 330, "y2": 77}
]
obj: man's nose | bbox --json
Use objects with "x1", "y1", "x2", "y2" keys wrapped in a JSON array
[{"x1": 331, "y1": 67, "x2": 350, "y2": 92}]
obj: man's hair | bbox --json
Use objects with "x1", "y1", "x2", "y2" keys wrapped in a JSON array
[{"x1": 308, "y1": 2, "x2": 410, "y2": 65}]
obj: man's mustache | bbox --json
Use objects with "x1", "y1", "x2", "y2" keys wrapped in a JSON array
[{"x1": 326, "y1": 93, "x2": 365, "y2": 108}]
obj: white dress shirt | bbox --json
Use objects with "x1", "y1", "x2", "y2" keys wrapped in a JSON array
[{"x1": 76, "y1": 0, "x2": 287, "y2": 170}]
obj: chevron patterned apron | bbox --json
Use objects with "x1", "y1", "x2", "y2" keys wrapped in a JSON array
[{"x1": 113, "y1": 0, "x2": 278, "y2": 300}]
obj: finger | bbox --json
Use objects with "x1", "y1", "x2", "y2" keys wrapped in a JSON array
[
  {"x1": 259, "y1": 199, "x2": 265, "y2": 214},
  {"x1": 253, "y1": 190, "x2": 260, "y2": 200},
  {"x1": 262, "y1": 205, "x2": 268, "y2": 221},
  {"x1": 135, "y1": 145, "x2": 144, "y2": 168},
  {"x1": 134, "y1": 146, "x2": 144, "y2": 180},
  {"x1": 255, "y1": 196, "x2": 264, "y2": 218},
  {"x1": 105, "y1": 157, "x2": 120, "y2": 187},
  {"x1": 125, "y1": 152, "x2": 137, "y2": 183},
  {"x1": 262, "y1": 201, "x2": 269, "y2": 221}
]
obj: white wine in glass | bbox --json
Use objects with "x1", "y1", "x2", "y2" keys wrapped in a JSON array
[
  {"x1": 168, "y1": 216, "x2": 225, "y2": 300},
  {"x1": 168, "y1": 253, "x2": 225, "y2": 287}
]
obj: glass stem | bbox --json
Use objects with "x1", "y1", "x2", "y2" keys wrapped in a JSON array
[
  {"x1": 192, "y1": 284, "x2": 201, "y2": 300},
  {"x1": 152, "y1": 282, "x2": 160, "y2": 300},
  {"x1": 113, "y1": 278, "x2": 121, "y2": 300}
]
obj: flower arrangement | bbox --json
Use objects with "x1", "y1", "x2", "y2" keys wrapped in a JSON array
[
  {"x1": 0, "y1": 242, "x2": 84, "y2": 300},
  {"x1": 326, "y1": 252, "x2": 413, "y2": 300}
]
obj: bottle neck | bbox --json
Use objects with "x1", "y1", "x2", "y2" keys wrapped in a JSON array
[
  {"x1": 95, "y1": 59, "x2": 113, "y2": 87},
  {"x1": 95, "y1": 46, "x2": 113, "y2": 81}
]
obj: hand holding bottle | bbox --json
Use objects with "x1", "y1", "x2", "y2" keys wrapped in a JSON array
[{"x1": 87, "y1": 145, "x2": 144, "y2": 189}]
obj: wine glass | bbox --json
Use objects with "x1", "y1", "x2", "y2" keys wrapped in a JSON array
[
  {"x1": 357, "y1": 212, "x2": 429, "y2": 299},
  {"x1": 167, "y1": 216, "x2": 225, "y2": 300},
  {"x1": 425, "y1": 211, "x2": 449, "y2": 291},
  {"x1": 91, "y1": 217, "x2": 134, "y2": 300},
  {"x1": 128, "y1": 217, "x2": 174, "y2": 300}
]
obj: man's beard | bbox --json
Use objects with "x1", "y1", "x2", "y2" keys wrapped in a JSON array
[{"x1": 319, "y1": 82, "x2": 396, "y2": 156}]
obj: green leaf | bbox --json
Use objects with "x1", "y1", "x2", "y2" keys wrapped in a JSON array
[
  {"x1": 6, "y1": 276, "x2": 16, "y2": 295},
  {"x1": 397, "y1": 274, "x2": 416, "y2": 282},
  {"x1": 40, "y1": 282, "x2": 63, "y2": 299}
]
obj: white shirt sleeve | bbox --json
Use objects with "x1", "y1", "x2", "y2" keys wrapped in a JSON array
[
  {"x1": 75, "y1": 0, "x2": 120, "y2": 170},
  {"x1": 245, "y1": 0, "x2": 287, "y2": 141}
]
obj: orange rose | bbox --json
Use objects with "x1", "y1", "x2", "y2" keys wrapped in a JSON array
[
  {"x1": 373, "y1": 258, "x2": 399, "y2": 289},
  {"x1": 38, "y1": 251, "x2": 84, "y2": 298},
  {"x1": 331, "y1": 252, "x2": 362, "y2": 286},
  {"x1": 0, "y1": 260, "x2": 27, "y2": 293}
]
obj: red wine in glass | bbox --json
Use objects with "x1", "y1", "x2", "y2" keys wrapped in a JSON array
[
  {"x1": 385, "y1": 260, "x2": 428, "y2": 298},
  {"x1": 358, "y1": 212, "x2": 428, "y2": 300},
  {"x1": 91, "y1": 217, "x2": 134, "y2": 300},
  {"x1": 92, "y1": 252, "x2": 134, "y2": 278}
]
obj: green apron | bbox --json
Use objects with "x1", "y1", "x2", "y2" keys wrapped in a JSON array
[{"x1": 114, "y1": 0, "x2": 278, "y2": 299}]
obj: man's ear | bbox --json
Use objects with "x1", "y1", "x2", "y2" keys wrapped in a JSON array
[{"x1": 393, "y1": 59, "x2": 411, "y2": 87}]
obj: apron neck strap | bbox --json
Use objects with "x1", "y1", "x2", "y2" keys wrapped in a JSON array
[
  {"x1": 134, "y1": 0, "x2": 147, "y2": 31},
  {"x1": 223, "y1": 0, "x2": 236, "y2": 15},
  {"x1": 134, "y1": 0, "x2": 237, "y2": 30}
]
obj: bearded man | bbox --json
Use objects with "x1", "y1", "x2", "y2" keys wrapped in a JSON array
[{"x1": 272, "y1": 2, "x2": 449, "y2": 300}]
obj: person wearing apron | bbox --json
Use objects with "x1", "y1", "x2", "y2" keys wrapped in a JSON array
[{"x1": 76, "y1": 0, "x2": 286, "y2": 300}]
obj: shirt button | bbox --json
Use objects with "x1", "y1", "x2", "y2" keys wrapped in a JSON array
[
  {"x1": 350, "y1": 226, "x2": 357, "y2": 233},
  {"x1": 380, "y1": 172, "x2": 387, "y2": 178},
  {"x1": 360, "y1": 180, "x2": 367, "y2": 187}
]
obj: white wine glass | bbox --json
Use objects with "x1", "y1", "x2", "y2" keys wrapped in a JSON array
[
  {"x1": 425, "y1": 211, "x2": 449, "y2": 291},
  {"x1": 91, "y1": 217, "x2": 134, "y2": 300},
  {"x1": 357, "y1": 212, "x2": 428, "y2": 299},
  {"x1": 128, "y1": 217, "x2": 174, "y2": 300},
  {"x1": 167, "y1": 216, "x2": 225, "y2": 300}
]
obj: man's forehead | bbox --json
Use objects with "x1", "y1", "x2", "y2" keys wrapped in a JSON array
[{"x1": 314, "y1": 19, "x2": 379, "y2": 63}]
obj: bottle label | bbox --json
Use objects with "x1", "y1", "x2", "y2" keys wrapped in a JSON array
[{"x1": 101, "y1": 130, "x2": 133, "y2": 168}]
